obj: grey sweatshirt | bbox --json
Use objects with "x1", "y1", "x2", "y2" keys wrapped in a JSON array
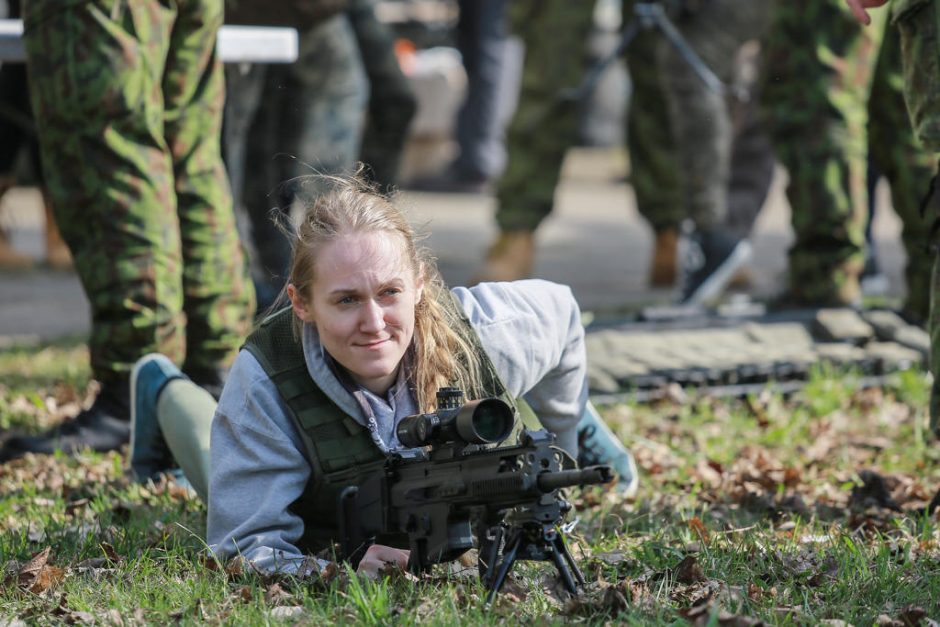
[{"x1": 206, "y1": 280, "x2": 587, "y2": 573}]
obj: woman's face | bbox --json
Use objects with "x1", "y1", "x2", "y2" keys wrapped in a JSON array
[{"x1": 288, "y1": 231, "x2": 424, "y2": 396}]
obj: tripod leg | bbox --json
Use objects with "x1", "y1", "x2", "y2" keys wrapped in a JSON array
[
  {"x1": 555, "y1": 532, "x2": 586, "y2": 587},
  {"x1": 549, "y1": 535, "x2": 581, "y2": 595},
  {"x1": 484, "y1": 529, "x2": 523, "y2": 606},
  {"x1": 479, "y1": 525, "x2": 504, "y2": 586}
]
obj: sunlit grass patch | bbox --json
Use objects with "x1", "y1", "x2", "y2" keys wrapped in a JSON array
[{"x1": 1, "y1": 344, "x2": 938, "y2": 624}]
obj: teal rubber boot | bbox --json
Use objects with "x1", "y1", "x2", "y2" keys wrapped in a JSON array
[{"x1": 576, "y1": 401, "x2": 638, "y2": 497}]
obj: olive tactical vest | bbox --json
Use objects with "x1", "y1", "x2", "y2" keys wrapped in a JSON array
[{"x1": 242, "y1": 295, "x2": 532, "y2": 554}]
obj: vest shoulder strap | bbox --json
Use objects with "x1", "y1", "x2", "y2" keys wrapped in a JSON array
[{"x1": 243, "y1": 308, "x2": 383, "y2": 473}]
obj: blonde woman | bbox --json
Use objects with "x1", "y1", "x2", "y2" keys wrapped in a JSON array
[{"x1": 129, "y1": 174, "x2": 636, "y2": 576}]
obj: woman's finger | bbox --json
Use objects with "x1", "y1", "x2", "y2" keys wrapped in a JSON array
[{"x1": 356, "y1": 544, "x2": 411, "y2": 578}]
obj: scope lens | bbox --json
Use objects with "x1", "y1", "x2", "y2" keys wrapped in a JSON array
[{"x1": 460, "y1": 399, "x2": 513, "y2": 443}]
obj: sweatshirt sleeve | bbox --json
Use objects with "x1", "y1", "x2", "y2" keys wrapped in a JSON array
[
  {"x1": 450, "y1": 280, "x2": 588, "y2": 456},
  {"x1": 206, "y1": 350, "x2": 315, "y2": 574}
]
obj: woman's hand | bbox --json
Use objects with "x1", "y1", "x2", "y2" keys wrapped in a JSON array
[
  {"x1": 845, "y1": 0, "x2": 889, "y2": 25},
  {"x1": 356, "y1": 544, "x2": 411, "y2": 578}
]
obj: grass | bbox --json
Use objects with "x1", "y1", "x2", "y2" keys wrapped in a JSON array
[{"x1": 1, "y1": 341, "x2": 939, "y2": 624}]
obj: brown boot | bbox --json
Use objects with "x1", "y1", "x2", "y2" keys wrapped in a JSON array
[
  {"x1": 43, "y1": 192, "x2": 72, "y2": 269},
  {"x1": 472, "y1": 230, "x2": 536, "y2": 284},
  {"x1": 648, "y1": 228, "x2": 678, "y2": 287},
  {"x1": 0, "y1": 177, "x2": 35, "y2": 269},
  {"x1": 0, "y1": 229, "x2": 34, "y2": 268}
]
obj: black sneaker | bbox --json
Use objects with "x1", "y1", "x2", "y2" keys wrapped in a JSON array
[
  {"x1": 678, "y1": 228, "x2": 752, "y2": 306},
  {"x1": 0, "y1": 387, "x2": 130, "y2": 462}
]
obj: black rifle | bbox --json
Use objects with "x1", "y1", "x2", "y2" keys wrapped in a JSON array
[{"x1": 337, "y1": 388, "x2": 614, "y2": 605}]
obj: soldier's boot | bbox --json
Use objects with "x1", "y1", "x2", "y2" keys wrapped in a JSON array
[
  {"x1": 648, "y1": 228, "x2": 678, "y2": 287},
  {"x1": 0, "y1": 176, "x2": 35, "y2": 269},
  {"x1": 472, "y1": 230, "x2": 536, "y2": 284},
  {"x1": 0, "y1": 384, "x2": 131, "y2": 462},
  {"x1": 0, "y1": 229, "x2": 33, "y2": 269},
  {"x1": 0, "y1": 182, "x2": 33, "y2": 270},
  {"x1": 43, "y1": 192, "x2": 72, "y2": 270},
  {"x1": 779, "y1": 255, "x2": 864, "y2": 309}
]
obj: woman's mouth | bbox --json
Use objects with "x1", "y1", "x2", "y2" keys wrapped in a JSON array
[{"x1": 356, "y1": 338, "x2": 390, "y2": 349}]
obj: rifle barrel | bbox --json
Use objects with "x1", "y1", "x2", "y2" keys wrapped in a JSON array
[{"x1": 535, "y1": 465, "x2": 614, "y2": 492}]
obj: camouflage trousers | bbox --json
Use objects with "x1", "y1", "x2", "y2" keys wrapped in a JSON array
[
  {"x1": 625, "y1": 10, "x2": 685, "y2": 235},
  {"x1": 496, "y1": 0, "x2": 685, "y2": 234},
  {"x1": 24, "y1": 0, "x2": 255, "y2": 389},
  {"x1": 762, "y1": 0, "x2": 933, "y2": 308},
  {"x1": 349, "y1": 0, "x2": 416, "y2": 191},
  {"x1": 496, "y1": 0, "x2": 774, "y2": 238},
  {"x1": 659, "y1": 0, "x2": 774, "y2": 231},
  {"x1": 225, "y1": 11, "x2": 368, "y2": 309},
  {"x1": 891, "y1": 0, "x2": 940, "y2": 439},
  {"x1": 494, "y1": 0, "x2": 594, "y2": 232}
]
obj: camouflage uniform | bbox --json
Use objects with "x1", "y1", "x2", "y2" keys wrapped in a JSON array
[
  {"x1": 624, "y1": 7, "x2": 685, "y2": 236},
  {"x1": 494, "y1": 0, "x2": 593, "y2": 233},
  {"x1": 868, "y1": 21, "x2": 935, "y2": 321},
  {"x1": 762, "y1": 0, "x2": 933, "y2": 308},
  {"x1": 495, "y1": 0, "x2": 772, "y2": 240},
  {"x1": 888, "y1": 0, "x2": 940, "y2": 437},
  {"x1": 224, "y1": 0, "x2": 407, "y2": 306},
  {"x1": 349, "y1": 0, "x2": 417, "y2": 191},
  {"x1": 658, "y1": 0, "x2": 774, "y2": 231},
  {"x1": 24, "y1": 0, "x2": 255, "y2": 390},
  {"x1": 224, "y1": 4, "x2": 368, "y2": 308},
  {"x1": 496, "y1": 0, "x2": 683, "y2": 234}
]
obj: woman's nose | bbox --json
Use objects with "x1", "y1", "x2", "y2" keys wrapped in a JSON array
[{"x1": 359, "y1": 299, "x2": 385, "y2": 331}]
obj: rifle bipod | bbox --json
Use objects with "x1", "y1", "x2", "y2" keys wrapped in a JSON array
[{"x1": 479, "y1": 521, "x2": 586, "y2": 606}]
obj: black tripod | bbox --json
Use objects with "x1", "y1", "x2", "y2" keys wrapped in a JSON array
[{"x1": 479, "y1": 516, "x2": 584, "y2": 606}]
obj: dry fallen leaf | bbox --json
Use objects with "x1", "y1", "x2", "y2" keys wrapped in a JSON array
[
  {"x1": 688, "y1": 517, "x2": 710, "y2": 543},
  {"x1": 673, "y1": 555, "x2": 708, "y2": 585},
  {"x1": 234, "y1": 586, "x2": 253, "y2": 603},
  {"x1": 225, "y1": 556, "x2": 245, "y2": 578},
  {"x1": 17, "y1": 547, "x2": 65, "y2": 594},
  {"x1": 100, "y1": 542, "x2": 122, "y2": 565}
]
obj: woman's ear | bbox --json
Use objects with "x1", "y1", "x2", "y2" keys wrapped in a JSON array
[
  {"x1": 287, "y1": 283, "x2": 314, "y2": 323},
  {"x1": 415, "y1": 265, "x2": 426, "y2": 305}
]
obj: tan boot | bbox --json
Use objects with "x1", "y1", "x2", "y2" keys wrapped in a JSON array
[
  {"x1": 648, "y1": 228, "x2": 678, "y2": 287},
  {"x1": 42, "y1": 192, "x2": 72, "y2": 269},
  {"x1": 472, "y1": 230, "x2": 536, "y2": 284},
  {"x1": 0, "y1": 177, "x2": 35, "y2": 269},
  {"x1": 0, "y1": 229, "x2": 34, "y2": 268}
]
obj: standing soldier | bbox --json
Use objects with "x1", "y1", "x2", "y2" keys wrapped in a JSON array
[
  {"x1": 1, "y1": 0, "x2": 256, "y2": 460},
  {"x1": 478, "y1": 0, "x2": 776, "y2": 303},
  {"x1": 476, "y1": 0, "x2": 687, "y2": 286},
  {"x1": 762, "y1": 0, "x2": 933, "y2": 314},
  {"x1": 846, "y1": 0, "x2": 940, "y2": 439},
  {"x1": 657, "y1": 0, "x2": 774, "y2": 304},
  {"x1": 224, "y1": 0, "x2": 414, "y2": 312}
]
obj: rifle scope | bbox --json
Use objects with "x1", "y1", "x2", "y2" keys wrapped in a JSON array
[{"x1": 397, "y1": 387, "x2": 515, "y2": 448}]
